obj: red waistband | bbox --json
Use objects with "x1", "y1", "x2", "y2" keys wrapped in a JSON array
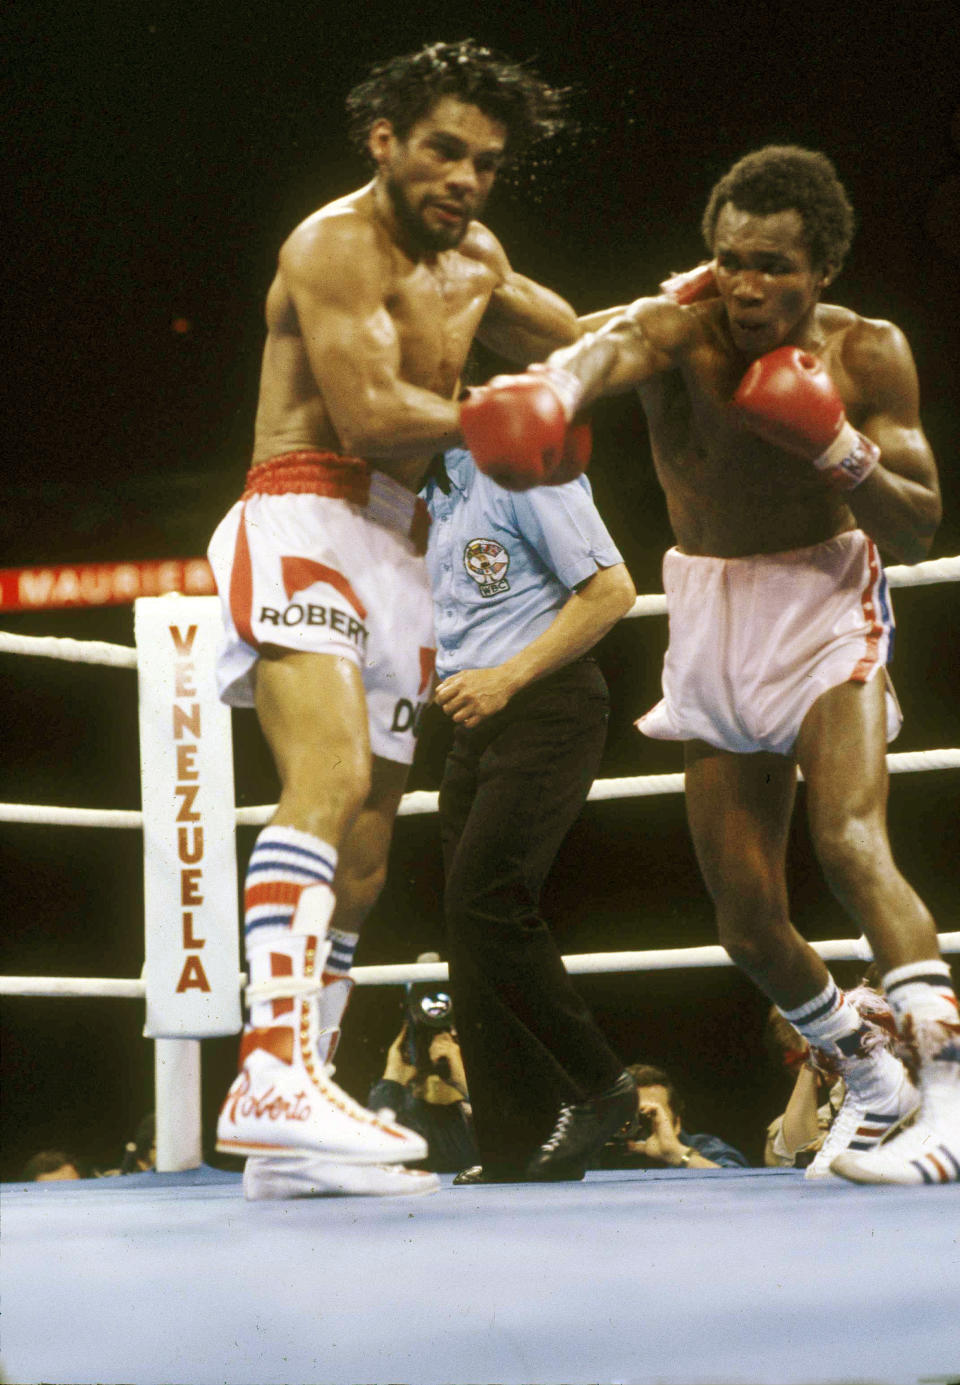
[
  {"x1": 243, "y1": 452, "x2": 371, "y2": 503},
  {"x1": 242, "y1": 452, "x2": 430, "y2": 555}
]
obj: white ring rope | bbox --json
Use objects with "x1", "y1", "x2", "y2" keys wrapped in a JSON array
[
  {"x1": 1, "y1": 976, "x2": 148, "y2": 998},
  {"x1": 878, "y1": 555, "x2": 960, "y2": 587},
  {"x1": 0, "y1": 805, "x2": 144, "y2": 828},
  {"x1": 0, "y1": 631, "x2": 137, "y2": 667},
  {"x1": 3, "y1": 748, "x2": 958, "y2": 830},
  {"x1": 2, "y1": 556, "x2": 956, "y2": 669},
  {"x1": 4, "y1": 928, "x2": 960, "y2": 999}
]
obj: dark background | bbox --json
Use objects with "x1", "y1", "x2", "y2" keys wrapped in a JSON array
[{"x1": 2, "y1": 0, "x2": 958, "y2": 1178}]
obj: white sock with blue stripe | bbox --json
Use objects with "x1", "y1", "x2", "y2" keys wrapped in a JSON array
[
  {"x1": 779, "y1": 978, "x2": 858, "y2": 1047},
  {"x1": 317, "y1": 929, "x2": 359, "y2": 1066},
  {"x1": 780, "y1": 977, "x2": 902, "y2": 1105},
  {"x1": 244, "y1": 825, "x2": 338, "y2": 947},
  {"x1": 243, "y1": 825, "x2": 338, "y2": 1030},
  {"x1": 882, "y1": 959, "x2": 956, "y2": 1029},
  {"x1": 883, "y1": 960, "x2": 959, "y2": 1095}
]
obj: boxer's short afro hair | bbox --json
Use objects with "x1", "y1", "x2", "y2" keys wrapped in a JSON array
[{"x1": 702, "y1": 146, "x2": 856, "y2": 273}]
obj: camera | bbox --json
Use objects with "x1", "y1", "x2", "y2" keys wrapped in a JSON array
[
  {"x1": 402, "y1": 980, "x2": 455, "y2": 1074},
  {"x1": 610, "y1": 1108, "x2": 653, "y2": 1144}
]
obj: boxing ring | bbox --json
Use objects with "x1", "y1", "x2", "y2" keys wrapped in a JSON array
[{"x1": 2, "y1": 559, "x2": 960, "y2": 1385}]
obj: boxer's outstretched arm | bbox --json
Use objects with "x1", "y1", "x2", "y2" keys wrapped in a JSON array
[
  {"x1": 279, "y1": 215, "x2": 462, "y2": 460},
  {"x1": 576, "y1": 261, "x2": 718, "y2": 337},
  {"x1": 461, "y1": 298, "x2": 692, "y2": 488},
  {"x1": 547, "y1": 297, "x2": 691, "y2": 407}
]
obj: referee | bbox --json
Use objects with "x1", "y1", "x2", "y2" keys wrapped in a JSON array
[{"x1": 421, "y1": 446, "x2": 638, "y2": 1183}]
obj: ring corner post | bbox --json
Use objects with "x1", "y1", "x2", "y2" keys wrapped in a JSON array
[
  {"x1": 134, "y1": 594, "x2": 242, "y2": 1172},
  {"x1": 154, "y1": 1038, "x2": 203, "y2": 1171}
]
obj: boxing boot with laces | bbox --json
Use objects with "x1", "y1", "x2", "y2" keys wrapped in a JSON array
[
  {"x1": 831, "y1": 1012, "x2": 960, "y2": 1185},
  {"x1": 804, "y1": 1009, "x2": 918, "y2": 1180},
  {"x1": 216, "y1": 885, "x2": 425, "y2": 1164},
  {"x1": 804, "y1": 1056, "x2": 917, "y2": 1179},
  {"x1": 526, "y1": 1069, "x2": 637, "y2": 1180}
]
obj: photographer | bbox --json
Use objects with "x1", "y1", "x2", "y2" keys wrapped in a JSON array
[
  {"x1": 367, "y1": 961, "x2": 479, "y2": 1174},
  {"x1": 596, "y1": 1064, "x2": 750, "y2": 1170}
]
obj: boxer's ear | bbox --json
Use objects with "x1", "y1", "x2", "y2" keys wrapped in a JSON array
[{"x1": 367, "y1": 119, "x2": 396, "y2": 166}]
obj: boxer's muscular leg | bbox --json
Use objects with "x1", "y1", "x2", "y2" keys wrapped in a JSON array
[
  {"x1": 334, "y1": 754, "x2": 410, "y2": 934},
  {"x1": 256, "y1": 652, "x2": 411, "y2": 928},
  {"x1": 683, "y1": 739, "x2": 828, "y2": 1009},
  {"x1": 255, "y1": 651, "x2": 409, "y2": 1039},
  {"x1": 255, "y1": 646, "x2": 372, "y2": 845},
  {"x1": 798, "y1": 682, "x2": 959, "y2": 1186},
  {"x1": 216, "y1": 647, "x2": 424, "y2": 1165},
  {"x1": 683, "y1": 733, "x2": 915, "y2": 1182},
  {"x1": 795, "y1": 675, "x2": 940, "y2": 973},
  {"x1": 307, "y1": 754, "x2": 411, "y2": 1070}
]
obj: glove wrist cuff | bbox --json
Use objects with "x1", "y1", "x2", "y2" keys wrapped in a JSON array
[
  {"x1": 813, "y1": 421, "x2": 881, "y2": 490},
  {"x1": 660, "y1": 261, "x2": 718, "y2": 305},
  {"x1": 528, "y1": 363, "x2": 585, "y2": 421}
]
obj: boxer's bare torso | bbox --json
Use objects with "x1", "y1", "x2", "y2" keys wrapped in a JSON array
[
  {"x1": 251, "y1": 188, "x2": 502, "y2": 492},
  {"x1": 637, "y1": 301, "x2": 889, "y2": 557},
  {"x1": 557, "y1": 206, "x2": 936, "y2": 564},
  {"x1": 250, "y1": 98, "x2": 579, "y2": 494}
]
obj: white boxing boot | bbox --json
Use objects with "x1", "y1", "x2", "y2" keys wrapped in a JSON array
[
  {"x1": 804, "y1": 1055, "x2": 918, "y2": 1179},
  {"x1": 242, "y1": 1155, "x2": 439, "y2": 1199},
  {"x1": 216, "y1": 887, "x2": 425, "y2": 1164},
  {"x1": 804, "y1": 989, "x2": 919, "y2": 1180},
  {"x1": 239, "y1": 964, "x2": 438, "y2": 1195},
  {"x1": 831, "y1": 1013, "x2": 960, "y2": 1185}
]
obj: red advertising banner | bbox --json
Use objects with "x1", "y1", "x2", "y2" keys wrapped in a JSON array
[{"x1": 0, "y1": 559, "x2": 216, "y2": 612}]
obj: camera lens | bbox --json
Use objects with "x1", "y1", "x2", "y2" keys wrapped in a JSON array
[{"x1": 417, "y1": 991, "x2": 453, "y2": 1026}]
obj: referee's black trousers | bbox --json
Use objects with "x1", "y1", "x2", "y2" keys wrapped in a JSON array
[{"x1": 439, "y1": 658, "x2": 625, "y2": 1170}]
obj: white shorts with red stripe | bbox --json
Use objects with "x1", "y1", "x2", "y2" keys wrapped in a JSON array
[
  {"x1": 206, "y1": 453, "x2": 436, "y2": 765},
  {"x1": 638, "y1": 529, "x2": 901, "y2": 756}
]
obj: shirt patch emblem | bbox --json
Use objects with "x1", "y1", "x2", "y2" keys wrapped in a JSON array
[{"x1": 464, "y1": 538, "x2": 510, "y2": 598}]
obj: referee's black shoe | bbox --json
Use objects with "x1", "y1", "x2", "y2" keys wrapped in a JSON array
[
  {"x1": 453, "y1": 1161, "x2": 585, "y2": 1185},
  {"x1": 525, "y1": 1070, "x2": 638, "y2": 1180},
  {"x1": 452, "y1": 1164, "x2": 523, "y2": 1185}
]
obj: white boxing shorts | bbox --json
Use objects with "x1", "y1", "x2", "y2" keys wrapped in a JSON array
[
  {"x1": 206, "y1": 452, "x2": 436, "y2": 765},
  {"x1": 638, "y1": 530, "x2": 901, "y2": 757}
]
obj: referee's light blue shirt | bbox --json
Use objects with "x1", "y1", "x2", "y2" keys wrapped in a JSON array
[{"x1": 423, "y1": 447, "x2": 625, "y2": 681}]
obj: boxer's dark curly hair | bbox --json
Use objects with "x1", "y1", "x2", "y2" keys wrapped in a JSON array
[
  {"x1": 702, "y1": 146, "x2": 856, "y2": 273},
  {"x1": 346, "y1": 39, "x2": 568, "y2": 163}
]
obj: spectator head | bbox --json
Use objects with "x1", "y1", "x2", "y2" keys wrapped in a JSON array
[
  {"x1": 22, "y1": 1149, "x2": 83, "y2": 1182},
  {"x1": 626, "y1": 1062, "x2": 685, "y2": 1133}
]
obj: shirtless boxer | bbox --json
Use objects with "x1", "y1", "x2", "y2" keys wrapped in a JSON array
[
  {"x1": 461, "y1": 146, "x2": 959, "y2": 1185},
  {"x1": 206, "y1": 40, "x2": 584, "y2": 1198}
]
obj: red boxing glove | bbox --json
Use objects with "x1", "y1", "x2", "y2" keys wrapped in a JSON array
[
  {"x1": 660, "y1": 261, "x2": 719, "y2": 305},
  {"x1": 733, "y1": 346, "x2": 880, "y2": 490},
  {"x1": 543, "y1": 418, "x2": 593, "y2": 486},
  {"x1": 460, "y1": 365, "x2": 587, "y2": 491},
  {"x1": 528, "y1": 363, "x2": 591, "y2": 485}
]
